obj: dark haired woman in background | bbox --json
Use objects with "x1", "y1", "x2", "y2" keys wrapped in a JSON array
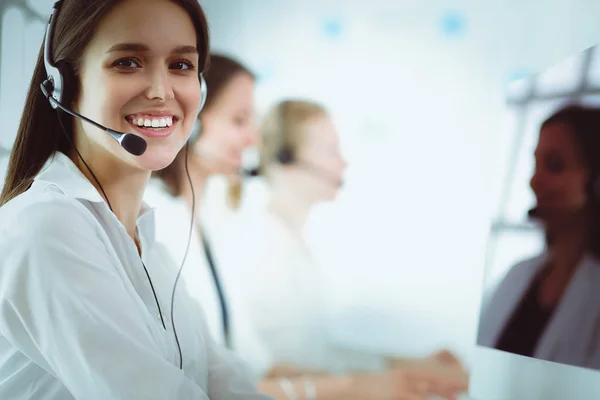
[
  {"x1": 147, "y1": 52, "x2": 262, "y2": 360},
  {"x1": 478, "y1": 104, "x2": 600, "y2": 370}
]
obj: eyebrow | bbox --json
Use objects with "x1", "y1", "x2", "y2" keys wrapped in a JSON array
[{"x1": 106, "y1": 43, "x2": 198, "y2": 55}]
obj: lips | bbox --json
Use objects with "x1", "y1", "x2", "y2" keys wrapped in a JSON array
[
  {"x1": 125, "y1": 114, "x2": 178, "y2": 129},
  {"x1": 124, "y1": 115, "x2": 179, "y2": 138}
]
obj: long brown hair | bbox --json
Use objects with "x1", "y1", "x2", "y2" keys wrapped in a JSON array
[
  {"x1": 154, "y1": 53, "x2": 255, "y2": 209},
  {"x1": 0, "y1": 0, "x2": 210, "y2": 207}
]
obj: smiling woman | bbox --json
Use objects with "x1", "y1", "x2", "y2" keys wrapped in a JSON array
[
  {"x1": 71, "y1": 0, "x2": 204, "y2": 174},
  {"x1": 0, "y1": 0, "x2": 273, "y2": 399}
]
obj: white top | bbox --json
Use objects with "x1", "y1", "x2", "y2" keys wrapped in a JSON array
[
  {"x1": 144, "y1": 179, "x2": 273, "y2": 378},
  {"x1": 238, "y1": 209, "x2": 386, "y2": 374},
  {"x1": 0, "y1": 152, "x2": 273, "y2": 400},
  {"x1": 477, "y1": 251, "x2": 600, "y2": 369}
]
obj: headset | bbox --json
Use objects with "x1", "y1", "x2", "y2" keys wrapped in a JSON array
[
  {"x1": 274, "y1": 102, "x2": 294, "y2": 165},
  {"x1": 273, "y1": 101, "x2": 344, "y2": 189},
  {"x1": 40, "y1": 0, "x2": 208, "y2": 370}
]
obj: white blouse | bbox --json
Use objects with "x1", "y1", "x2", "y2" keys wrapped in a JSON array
[{"x1": 0, "y1": 152, "x2": 272, "y2": 400}]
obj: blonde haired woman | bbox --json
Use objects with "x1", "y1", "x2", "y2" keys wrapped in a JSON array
[{"x1": 233, "y1": 99, "x2": 470, "y2": 399}]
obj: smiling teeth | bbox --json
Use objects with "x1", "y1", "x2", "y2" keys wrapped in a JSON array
[{"x1": 130, "y1": 116, "x2": 173, "y2": 128}]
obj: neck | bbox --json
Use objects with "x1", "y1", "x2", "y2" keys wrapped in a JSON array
[
  {"x1": 268, "y1": 185, "x2": 312, "y2": 235},
  {"x1": 70, "y1": 151, "x2": 150, "y2": 243}
]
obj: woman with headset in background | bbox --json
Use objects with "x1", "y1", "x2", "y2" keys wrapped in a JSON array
[
  {"x1": 146, "y1": 53, "x2": 265, "y2": 362},
  {"x1": 239, "y1": 99, "x2": 470, "y2": 399},
  {"x1": 150, "y1": 77, "x2": 470, "y2": 397},
  {"x1": 0, "y1": 0, "x2": 272, "y2": 399},
  {"x1": 478, "y1": 104, "x2": 600, "y2": 369}
]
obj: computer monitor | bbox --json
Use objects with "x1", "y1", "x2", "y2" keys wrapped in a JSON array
[{"x1": 471, "y1": 43, "x2": 600, "y2": 400}]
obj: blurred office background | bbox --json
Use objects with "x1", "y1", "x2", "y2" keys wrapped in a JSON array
[{"x1": 3, "y1": 1, "x2": 600, "y2": 398}]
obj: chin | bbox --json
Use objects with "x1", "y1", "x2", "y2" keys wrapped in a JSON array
[
  {"x1": 535, "y1": 205, "x2": 585, "y2": 224},
  {"x1": 133, "y1": 146, "x2": 182, "y2": 172},
  {"x1": 319, "y1": 191, "x2": 339, "y2": 203}
]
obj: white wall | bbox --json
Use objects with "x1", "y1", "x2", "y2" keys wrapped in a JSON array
[{"x1": 0, "y1": 0, "x2": 48, "y2": 151}]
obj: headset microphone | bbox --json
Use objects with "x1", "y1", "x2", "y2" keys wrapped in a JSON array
[{"x1": 40, "y1": 82, "x2": 148, "y2": 156}]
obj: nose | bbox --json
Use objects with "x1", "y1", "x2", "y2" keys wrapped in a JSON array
[
  {"x1": 338, "y1": 155, "x2": 348, "y2": 171},
  {"x1": 145, "y1": 67, "x2": 174, "y2": 101},
  {"x1": 530, "y1": 171, "x2": 541, "y2": 195}
]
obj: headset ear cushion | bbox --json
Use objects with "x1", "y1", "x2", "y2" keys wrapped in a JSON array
[{"x1": 198, "y1": 73, "x2": 208, "y2": 112}]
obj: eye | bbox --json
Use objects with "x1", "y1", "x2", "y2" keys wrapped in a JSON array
[
  {"x1": 545, "y1": 156, "x2": 565, "y2": 174},
  {"x1": 112, "y1": 57, "x2": 142, "y2": 69},
  {"x1": 170, "y1": 59, "x2": 196, "y2": 71}
]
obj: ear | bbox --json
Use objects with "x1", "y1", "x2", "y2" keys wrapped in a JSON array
[{"x1": 60, "y1": 64, "x2": 79, "y2": 111}]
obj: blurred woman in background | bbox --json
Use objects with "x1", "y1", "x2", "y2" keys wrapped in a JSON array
[
  {"x1": 236, "y1": 99, "x2": 470, "y2": 398},
  {"x1": 478, "y1": 104, "x2": 600, "y2": 369},
  {"x1": 148, "y1": 52, "x2": 468, "y2": 398},
  {"x1": 146, "y1": 53, "x2": 260, "y2": 356}
]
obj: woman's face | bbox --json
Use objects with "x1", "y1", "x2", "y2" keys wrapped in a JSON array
[
  {"x1": 530, "y1": 121, "x2": 589, "y2": 219},
  {"x1": 293, "y1": 115, "x2": 347, "y2": 202},
  {"x1": 74, "y1": 0, "x2": 202, "y2": 171},
  {"x1": 191, "y1": 72, "x2": 257, "y2": 176}
]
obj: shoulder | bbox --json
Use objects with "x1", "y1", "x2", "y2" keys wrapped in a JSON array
[
  {"x1": 0, "y1": 187, "x2": 105, "y2": 271},
  {"x1": 483, "y1": 254, "x2": 544, "y2": 306},
  {"x1": 502, "y1": 254, "x2": 545, "y2": 282},
  {"x1": 0, "y1": 186, "x2": 98, "y2": 240},
  {"x1": 0, "y1": 189, "x2": 113, "y2": 297}
]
